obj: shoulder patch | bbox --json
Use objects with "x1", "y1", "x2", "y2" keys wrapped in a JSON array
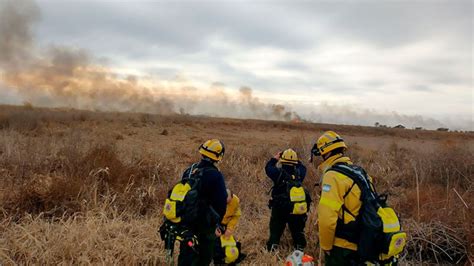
[{"x1": 322, "y1": 184, "x2": 331, "y2": 192}]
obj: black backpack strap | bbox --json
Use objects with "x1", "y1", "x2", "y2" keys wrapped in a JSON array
[
  {"x1": 341, "y1": 181, "x2": 357, "y2": 218},
  {"x1": 188, "y1": 163, "x2": 198, "y2": 178},
  {"x1": 188, "y1": 163, "x2": 215, "y2": 181},
  {"x1": 328, "y1": 163, "x2": 366, "y2": 243},
  {"x1": 328, "y1": 163, "x2": 374, "y2": 199},
  {"x1": 294, "y1": 165, "x2": 301, "y2": 180},
  {"x1": 182, "y1": 163, "x2": 199, "y2": 182},
  {"x1": 189, "y1": 165, "x2": 217, "y2": 196},
  {"x1": 328, "y1": 163, "x2": 374, "y2": 222},
  {"x1": 277, "y1": 168, "x2": 286, "y2": 184},
  {"x1": 281, "y1": 166, "x2": 302, "y2": 182},
  {"x1": 269, "y1": 168, "x2": 288, "y2": 194}
]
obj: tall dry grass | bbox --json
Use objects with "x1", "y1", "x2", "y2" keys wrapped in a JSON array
[{"x1": 0, "y1": 105, "x2": 472, "y2": 264}]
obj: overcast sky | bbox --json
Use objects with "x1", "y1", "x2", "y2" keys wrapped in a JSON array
[{"x1": 7, "y1": 0, "x2": 474, "y2": 129}]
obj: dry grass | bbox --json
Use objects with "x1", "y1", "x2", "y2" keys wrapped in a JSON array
[
  {"x1": 0, "y1": 105, "x2": 473, "y2": 265},
  {"x1": 405, "y1": 220, "x2": 468, "y2": 264}
]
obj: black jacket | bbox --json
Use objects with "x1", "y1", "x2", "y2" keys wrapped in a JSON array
[
  {"x1": 182, "y1": 159, "x2": 228, "y2": 229},
  {"x1": 265, "y1": 158, "x2": 307, "y2": 198}
]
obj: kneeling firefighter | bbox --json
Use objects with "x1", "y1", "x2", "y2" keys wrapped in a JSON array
[
  {"x1": 213, "y1": 189, "x2": 246, "y2": 265},
  {"x1": 160, "y1": 139, "x2": 228, "y2": 266},
  {"x1": 265, "y1": 148, "x2": 311, "y2": 252},
  {"x1": 311, "y1": 131, "x2": 406, "y2": 265}
]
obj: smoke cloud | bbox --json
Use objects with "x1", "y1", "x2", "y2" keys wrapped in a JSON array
[
  {"x1": 299, "y1": 102, "x2": 451, "y2": 130},
  {"x1": 0, "y1": 0, "x2": 462, "y2": 130},
  {"x1": 0, "y1": 0, "x2": 299, "y2": 121}
]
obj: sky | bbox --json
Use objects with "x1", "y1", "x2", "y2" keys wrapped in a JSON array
[{"x1": 0, "y1": 0, "x2": 472, "y2": 130}]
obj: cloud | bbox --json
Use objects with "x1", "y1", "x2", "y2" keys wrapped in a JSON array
[
  {"x1": 1, "y1": 0, "x2": 471, "y2": 130},
  {"x1": 0, "y1": 0, "x2": 303, "y2": 121}
]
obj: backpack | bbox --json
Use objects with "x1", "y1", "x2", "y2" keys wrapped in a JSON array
[
  {"x1": 329, "y1": 163, "x2": 407, "y2": 262},
  {"x1": 287, "y1": 176, "x2": 310, "y2": 215},
  {"x1": 214, "y1": 235, "x2": 242, "y2": 264},
  {"x1": 271, "y1": 169, "x2": 311, "y2": 215},
  {"x1": 162, "y1": 163, "x2": 209, "y2": 225}
]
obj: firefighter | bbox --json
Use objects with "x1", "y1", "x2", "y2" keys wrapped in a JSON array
[
  {"x1": 177, "y1": 139, "x2": 228, "y2": 266},
  {"x1": 311, "y1": 131, "x2": 362, "y2": 265},
  {"x1": 265, "y1": 148, "x2": 310, "y2": 252},
  {"x1": 214, "y1": 189, "x2": 246, "y2": 265}
]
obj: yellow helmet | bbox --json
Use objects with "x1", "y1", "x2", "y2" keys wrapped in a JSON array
[
  {"x1": 199, "y1": 139, "x2": 225, "y2": 162},
  {"x1": 280, "y1": 148, "x2": 299, "y2": 164},
  {"x1": 311, "y1": 131, "x2": 347, "y2": 157}
]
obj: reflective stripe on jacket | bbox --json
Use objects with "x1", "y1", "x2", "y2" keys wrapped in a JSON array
[{"x1": 317, "y1": 154, "x2": 370, "y2": 251}]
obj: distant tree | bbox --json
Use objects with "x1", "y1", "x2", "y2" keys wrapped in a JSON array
[
  {"x1": 374, "y1": 122, "x2": 380, "y2": 127},
  {"x1": 23, "y1": 101, "x2": 34, "y2": 110}
]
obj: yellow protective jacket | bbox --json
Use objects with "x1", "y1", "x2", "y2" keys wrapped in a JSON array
[
  {"x1": 318, "y1": 154, "x2": 371, "y2": 251},
  {"x1": 221, "y1": 194, "x2": 241, "y2": 232}
]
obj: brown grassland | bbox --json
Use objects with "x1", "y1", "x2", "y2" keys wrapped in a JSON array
[{"x1": 0, "y1": 104, "x2": 473, "y2": 265}]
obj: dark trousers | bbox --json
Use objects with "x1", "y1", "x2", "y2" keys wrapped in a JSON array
[
  {"x1": 178, "y1": 230, "x2": 216, "y2": 266},
  {"x1": 325, "y1": 246, "x2": 358, "y2": 266},
  {"x1": 325, "y1": 246, "x2": 399, "y2": 266},
  {"x1": 266, "y1": 207, "x2": 307, "y2": 251}
]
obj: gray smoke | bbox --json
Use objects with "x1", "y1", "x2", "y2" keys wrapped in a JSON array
[
  {"x1": 0, "y1": 0, "x2": 463, "y2": 130},
  {"x1": 299, "y1": 102, "x2": 451, "y2": 130},
  {"x1": 0, "y1": 0, "x2": 300, "y2": 121}
]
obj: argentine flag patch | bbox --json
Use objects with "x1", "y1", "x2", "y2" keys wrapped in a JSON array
[{"x1": 322, "y1": 184, "x2": 331, "y2": 192}]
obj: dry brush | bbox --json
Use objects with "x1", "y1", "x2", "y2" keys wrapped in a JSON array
[{"x1": 0, "y1": 106, "x2": 472, "y2": 264}]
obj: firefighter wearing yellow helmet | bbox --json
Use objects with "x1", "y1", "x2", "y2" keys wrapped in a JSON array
[
  {"x1": 175, "y1": 139, "x2": 228, "y2": 266},
  {"x1": 311, "y1": 131, "x2": 405, "y2": 265},
  {"x1": 199, "y1": 139, "x2": 226, "y2": 162},
  {"x1": 265, "y1": 148, "x2": 311, "y2": 252}
]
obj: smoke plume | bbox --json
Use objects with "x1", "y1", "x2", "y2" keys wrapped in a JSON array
[
  {"x1": 0, "y1": 0, "x2": 299, "y2": 121},
  {"x1": 0, "y1": 0, "x2": 463, "y2": 130},
  {"x1": 299, "y1": 102, "x2": 451, "y2": 130}
]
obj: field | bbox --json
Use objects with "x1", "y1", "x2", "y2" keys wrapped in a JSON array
[{"x1": 0, "y1": 104, "x2": 473, "y2": 265}]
